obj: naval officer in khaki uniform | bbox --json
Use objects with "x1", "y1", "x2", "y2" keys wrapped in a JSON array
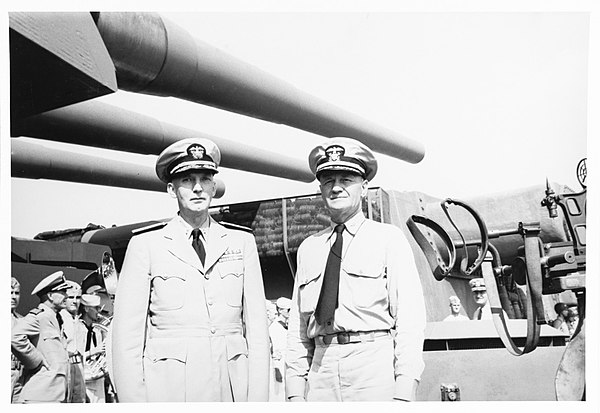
[
  {"x1": 11, "y1": 271, "x2": 71, "y2": 403},
  {"x1": 285, "y1": 137, "x2": 426, "y2": 402},
  {"x1": 111, "y1": 137, "x2": 270, "y2": 402}
]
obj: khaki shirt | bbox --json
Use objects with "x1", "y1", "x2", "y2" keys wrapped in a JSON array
[{"x1": 286, "y1": 213, "x2": 426, "y2": 400}]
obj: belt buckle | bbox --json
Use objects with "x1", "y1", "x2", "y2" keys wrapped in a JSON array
[{"x1": 337, "y1": 332, "x2": 350, "y2": 344}]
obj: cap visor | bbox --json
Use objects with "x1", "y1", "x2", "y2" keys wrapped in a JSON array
[
  {"x1": 316, "y1": 164, "x2": 365, "y2": 177},
  {"x1": 170, "y1": 161, "x2": 217, "y2": 176}
]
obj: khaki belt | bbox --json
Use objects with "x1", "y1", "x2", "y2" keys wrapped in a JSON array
[{"x1": 315, "y1": 330, "x2": 390, "y2": 346}]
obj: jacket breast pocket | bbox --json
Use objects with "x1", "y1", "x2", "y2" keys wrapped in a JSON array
[
  {"x1": 344, "y1": 261, "x2": 386, "y2": 308},
  {"x1": 150, "y1": 274, "x2": 186, "y2": 311},
  {"x1": 218, "y1": 260, "x2": 244, "y2": 307},
  {"x1": 40, "y1": 333, "x2": 66, "y2": 366},
  {"x1": 297, "y1": 271, "x2": 321, "y2": 314}
]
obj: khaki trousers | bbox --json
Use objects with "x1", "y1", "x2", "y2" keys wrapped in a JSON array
[{"x1": 306, "y1": 334, "x2": 395, "y2": 401}]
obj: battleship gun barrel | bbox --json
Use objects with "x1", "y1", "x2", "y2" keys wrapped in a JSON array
[
  {"x1": 94, "y1": 12, "x2": 425, "y2": 164},
  {"x1": 11, "y1": 139, "x2": 226, "y2": 198},
  {"x1": 12, "y1": 100, "x2": 314, "y2": 182}
]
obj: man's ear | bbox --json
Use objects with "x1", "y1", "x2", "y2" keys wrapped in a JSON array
[
  {"x1": 361, "y1": 179, "x2": 369, "y2": 197},
  {"x1": 210, "y1": 177, "x2": 217, "y2": 197},
  {"x1": 167, "y1": 182, "x2": 177, "y2": 199}
]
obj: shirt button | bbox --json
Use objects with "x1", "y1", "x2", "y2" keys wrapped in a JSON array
[
  {"x1": 207, "y1": 300, "x2": 213, "y2": 306},
  {"x1": 327, "y1": 321, "x2": 332, "y2": 326},
  {"x1": 210, "y1": 327, "x2": 216, "y2": 334}
]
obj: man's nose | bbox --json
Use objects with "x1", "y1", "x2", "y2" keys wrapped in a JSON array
[
  {"x1": 331, "y1": 181, "x2": 344, "y2": 191},
  {"x1": 192, "y1": 181, "x2": 203, "y2": 192}
]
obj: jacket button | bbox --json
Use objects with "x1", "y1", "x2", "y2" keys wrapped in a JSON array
[
  {"x1": 210, "y1": 327, "x2": 216, "y2": 334},
  {"x1": 207, "y1": 300, "x2": 213, "y2": 306}
]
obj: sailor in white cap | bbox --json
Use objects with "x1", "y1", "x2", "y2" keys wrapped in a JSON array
[
  {"x1": 59, "y1": 280, "x2": 86, "y2": 403},
  {"x1": 286, "y1": 137, "x2": 426, "y2": 402},
  {"x1": 11, "y1": 271, "x2": 71, "y2": 403},
  {"x1": 268, "y1": 297, "x2": 292, "y2": 401},
  {"x1": 443, "y1": 296, "x2": 469, "y2": 322},
  {"x1": 74, "y1": 294, "x2": 107, "y2": 403},
  {"x1": 112, "y1": 137, "x2": 269, "y2": 402},
  {"x1": 470, "y1": 278, "x2": 491, "y2": 320}
]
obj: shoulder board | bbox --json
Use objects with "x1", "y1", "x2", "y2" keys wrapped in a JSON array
[
  {"x1": 218, "y1": 221, "x2": 254, "y2": 233},
  {"x1": 131, "y1": 222, "x2": 168, "y2": 236},
  {"x1": 28, "y1": 308, "x2": 43, "y2": 315}
]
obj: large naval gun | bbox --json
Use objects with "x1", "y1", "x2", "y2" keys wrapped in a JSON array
[
  {"x1": 10, "y1": 10, "x2": 424, "y2": 301},
  {"x1": 10, "y1": 12, "x2": 585, "y2": 402}
]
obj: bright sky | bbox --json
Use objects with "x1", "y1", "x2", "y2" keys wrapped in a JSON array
[{"x1": 4, "y1": 6, "x2": 592, "y2": 241}]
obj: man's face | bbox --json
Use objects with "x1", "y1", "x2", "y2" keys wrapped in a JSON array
[
  {"x1": 472, "y1": 290, "x2": 488, "y2": 306},
  {"x1": 319, "y1": 171, "x2": 367, "y2": 223},
  {"x1": 11, "y1": 285, "x2": 20, "y2": 311},
  {"x1": 450, "y1": 303, "x2": 461, "y2": 314},
  {"x1": 97, "y1": 292, "x2": 113, "y2": 317},
  {"x1": 168, "y1": 171, "x2": 216, "y2": 216},
  {"x1": 48, "y1": 290, "x2": 68, "y2": 310},
  {"x1": 64, "y1": 293, "x2": 81, "y2": 315},
  {"x1": 85, "y1": 305, "x2": 101, "y2": 322}
]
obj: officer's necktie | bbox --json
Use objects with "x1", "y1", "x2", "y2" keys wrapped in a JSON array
[
  {"x1": 315, "y1": 224, "x2": 345, "y2": 325},
  {"x1": 192, "y1": 228, "x2": 206, "y2": 266},
  {"x1": 55, "y1": 311, "x2": 63, "y2": 330}
]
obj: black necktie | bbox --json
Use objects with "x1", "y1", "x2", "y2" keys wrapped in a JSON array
[
  {"x1": 315, "y1": 224, "x2": 345, "y2": 325},
  {"x1": 85, "y1": 325, "x2": 97, "y2": 351},
  {"x1": 55, "y1": 311, "x2": 63, "y2": 330},
  {"x1": 192, "y1": 228, "x2": 206, "y2": 266}
]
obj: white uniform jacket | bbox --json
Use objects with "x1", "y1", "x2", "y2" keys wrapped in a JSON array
[
  {"x1": 111, "y1": 217, "x2": 270, "y2": 402},
  {"x1": 286, "y1": 216, "x2": 426, "y2": 400}
]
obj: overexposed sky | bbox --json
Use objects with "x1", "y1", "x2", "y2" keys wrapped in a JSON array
[{"x1": 6, "y1": 10, "x2": 591, "y2": 238}]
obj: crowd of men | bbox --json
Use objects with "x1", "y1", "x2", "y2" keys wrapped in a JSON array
[
  {"x1": 11, "y1": 136, "x2": 572, "y2": 403},
  {"x1": 442, "y1": 278, "x2": 580, "y2": 340},
  {"x1": 10, "y1": 272, "x2": 115, "y2": 403}
]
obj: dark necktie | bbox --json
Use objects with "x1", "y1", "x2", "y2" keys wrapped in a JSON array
[
  {"x1": 85, "y1": 325, "x2": 97, "y2": 351},
  {"x1": 55, "y1": 311, "x2": 63, "y2": 330},
  {"x1": 192, "y1": 228, "x2": 206, "y2": 266},
  {"x1": 315, "y1": 224, "x2": 345, "y2": 325}
]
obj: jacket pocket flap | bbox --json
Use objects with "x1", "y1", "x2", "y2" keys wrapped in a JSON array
[
  {"x1": 219, "y1": 260, "x2": 244, "y2": 278},
  {"x1": 343, "y1": 261, "x2": 384, "y2": 278},
  {"x1": 225, "y1": 335, "x2": 248, "y2": 360},
  {"x1": 145, "y1": 339, "x2": 187, "y2": 363},
  {"x1": 152, "y1": 274, "x2": 186, "y2": 281},
  {"x1": 298, "y1": 269, "x2": 321, "y2": 286}
]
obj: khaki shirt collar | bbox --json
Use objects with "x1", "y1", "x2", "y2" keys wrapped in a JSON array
[{"x1": 328, "y1": 210, "x2": 366, "y2": 239}]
